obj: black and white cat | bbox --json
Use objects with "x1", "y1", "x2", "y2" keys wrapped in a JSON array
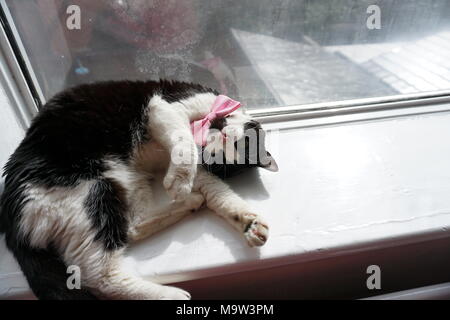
[{"x1": 0, "y1": 80, "x2": 278, "y2": 300}]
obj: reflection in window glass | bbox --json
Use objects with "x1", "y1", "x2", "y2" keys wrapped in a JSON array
[{"x1": 4, "y1": 0, "x2": 450, "y2": 109}]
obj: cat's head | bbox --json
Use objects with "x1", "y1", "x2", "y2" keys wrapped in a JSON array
[{"x1": 200, "y1": 108, "x2": 278, "y2": 179}]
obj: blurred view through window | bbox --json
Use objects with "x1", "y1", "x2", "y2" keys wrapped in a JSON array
[{"x1": 3, "y1": 0, "x2": 450, "y2": 109}]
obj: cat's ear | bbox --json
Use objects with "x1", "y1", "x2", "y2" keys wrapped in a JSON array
[{"x1": 259, "y1": 151, "x2": 279, "y2": 172}]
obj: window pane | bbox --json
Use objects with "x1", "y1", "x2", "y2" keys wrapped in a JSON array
[{"x1": 3, "y1": 0, "x2": 450, "y2": 109}]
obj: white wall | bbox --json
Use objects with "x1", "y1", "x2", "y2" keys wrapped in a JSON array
[{"x1": 0, "y1": 82, "x2": 25, "y2": 172}]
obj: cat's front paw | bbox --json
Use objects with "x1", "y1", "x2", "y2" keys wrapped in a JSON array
[
  {"x1": 243, "y1": 214, "x2": 269, "y2": 247},
  {"x1": 163, "y1": 164, "x2": 196, "y2": 201},
  {"x1": 185, "y1": 192, "x2": 205, "y2": 212}
]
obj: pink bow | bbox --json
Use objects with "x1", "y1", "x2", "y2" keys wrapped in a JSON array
[{"x1": 191, "y1": 95, "x2": 241, "y2": 146}]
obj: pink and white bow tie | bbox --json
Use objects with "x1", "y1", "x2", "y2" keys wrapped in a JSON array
[{"x1": 191, "y1": 95, "x2": 241, "y2": 146}]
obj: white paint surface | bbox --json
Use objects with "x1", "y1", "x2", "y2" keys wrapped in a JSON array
[
  {"x1": 0, "y1": 81, "x2": 24, "y2": 170},
  {"x1": 2, "y1": 107, "x2": 450, "y2": 297}
]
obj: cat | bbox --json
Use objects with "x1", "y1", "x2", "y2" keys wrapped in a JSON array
[{"x1": 0, "y1": 80, "x2": 278, "y2": 300}]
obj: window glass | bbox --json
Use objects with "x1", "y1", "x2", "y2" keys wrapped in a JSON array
[{"x1": 3, "y1": 0, "x2": 450, "y2": 109}]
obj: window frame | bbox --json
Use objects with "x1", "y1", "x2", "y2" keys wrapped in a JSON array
[
  {"x1": 0, "y1": 1, "x2": 40, "y2": 126},
  {"x1": 252, "y1": 91, "x2": 450, "y2": 124},
  {"x1": 2, "y1": 1, "x2": 450, "y2": 127}
]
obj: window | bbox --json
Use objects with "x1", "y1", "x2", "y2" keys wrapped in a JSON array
[{"x1": 2, "y1": 0, "x2": 450, "y2": 112}]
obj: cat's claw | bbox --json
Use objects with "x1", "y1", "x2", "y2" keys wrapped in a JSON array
[{"x1": 243, "y1": 214, "x2": 269, "y2": 247}]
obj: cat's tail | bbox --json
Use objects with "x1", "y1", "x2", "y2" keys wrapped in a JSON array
[{"x1": 5, "y1": 239, "x2": 97, "y2": 300}]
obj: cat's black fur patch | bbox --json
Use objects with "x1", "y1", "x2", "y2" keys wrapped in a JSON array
[{"x1": 84, "y1": 178, "x2": 128, "y2": 250}]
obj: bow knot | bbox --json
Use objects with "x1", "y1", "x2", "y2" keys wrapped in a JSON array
[
  {"x1": 191, "y1": 95, "x2": 241, "y2": 146},
  {"x1": 206, "y1": 113, "x2": 217, "y2": 121}
]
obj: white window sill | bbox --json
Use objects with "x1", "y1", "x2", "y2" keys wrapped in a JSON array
[{"x1": 2, "y1": 103, "x2": 450, "y2": 298}]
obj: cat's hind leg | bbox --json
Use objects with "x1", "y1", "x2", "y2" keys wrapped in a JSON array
[
  {"x1": 72, "y1": 248, "x2": 191, "y2": 300},
  {"x1": 128, "y1": 192, "x2": 205, "y2": 242}
]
